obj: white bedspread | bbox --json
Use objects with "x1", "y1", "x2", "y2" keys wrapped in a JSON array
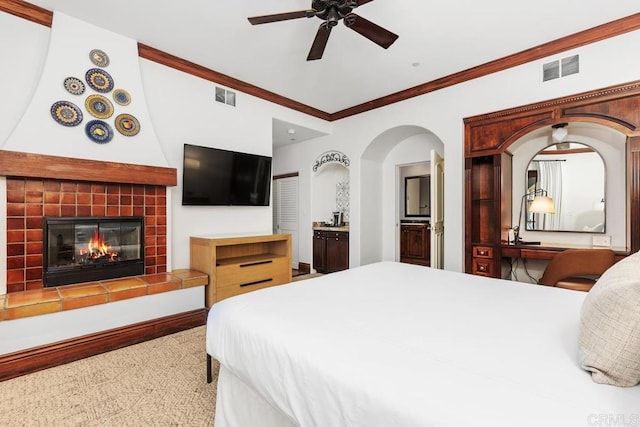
[{"x1": 206, "y1": 262, "x2": 640, "y2": 427}]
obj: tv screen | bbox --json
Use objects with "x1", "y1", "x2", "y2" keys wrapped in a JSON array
[{"x1": 182, "y1": 144, "x2": 272, "y2": 206}]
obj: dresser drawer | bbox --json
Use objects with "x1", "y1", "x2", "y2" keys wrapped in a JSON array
[
  {"x1": 473, "y1": 245, "x2": 494, "y2": 258},
  {"x1": 216, "y1": 273, "x2": 290, "y2": 301},
  {"x1": 216, "y1": 256, "x2": 290, "y2": 288},
  {"x1": 520, "y1": 249, "x2": 558, "y2": 260},
  {"x1": 472, "y1": 258, "x2": 495, "y2": 276}
]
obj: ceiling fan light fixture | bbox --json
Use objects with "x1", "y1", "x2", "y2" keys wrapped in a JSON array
[{"x1": 326, "y1": 7, "x2": 341, "y2": 26}]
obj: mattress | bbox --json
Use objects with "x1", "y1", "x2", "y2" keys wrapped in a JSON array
[{"x1": 206, "y1": 262, "x2": 640, "y2": 426}]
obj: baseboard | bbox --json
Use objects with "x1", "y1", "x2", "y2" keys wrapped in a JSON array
[
  {"x1": 298, "y1": 262, "x2": 311, "y2": 275},
  {"x1": 0, "y1": 308, "x2": 207, "y2": 382}
]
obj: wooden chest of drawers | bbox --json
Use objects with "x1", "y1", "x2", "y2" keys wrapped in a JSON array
[{"x1": 190, "y1": 234, "x2": 292, "y2": 307}]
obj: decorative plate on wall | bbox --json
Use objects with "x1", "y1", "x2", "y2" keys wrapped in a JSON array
[
  {"x1": 85, "y1": 94, "x2": 114, "y2": 119},
  {"x1": 114, "y1": 113, "x2": 140, "y2": 136},
  {"x1": 50, "y1": 100, "x2": 83, "y2": 127},
  {"x1": 112, "y1": 88, "x2": 131, "y2": 106},
  {"x1": 85, "y1": 68, "x2": 114, "y2": 93},
  {"x1": 85, "y1": 119, "x2": 114, "y2": 144},
  {"x1": 89, "y1": 49, "x2": 110, "y2": 67},
  {"x1": 63, "y1": 77, "x2": 85, "y2": 95}
]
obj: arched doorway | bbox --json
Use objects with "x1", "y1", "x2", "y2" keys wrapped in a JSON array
[{"x1": 360, "y1": 125, "x2": 445, "y2": 266}]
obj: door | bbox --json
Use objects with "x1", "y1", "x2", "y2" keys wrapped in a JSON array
[
  {"x1": 431, "y1": 150, "x2": 444, "y2": 269},
  {"x1": 326, "y1": 232, "x2": 349, "y2": 272},
  {"x1": 313, "y1": 230, "x2": 326, "y2": 273},
  {"x1": 274, "y1": 175, "x2": 299, "y2": 268}
]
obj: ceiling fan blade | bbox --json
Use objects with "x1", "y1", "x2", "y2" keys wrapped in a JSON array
[
  {"x1": 248, "y1": 9, "x2": 316, "y2": 25},
  {"x1": 354, "y1": 0, "x2": 375, "y2": 6},
  {"x1": 344, "y1": 13, "x2": 398, "y2": 49},
  {"x1": 307, "y1": 23, "x2": 333, "y2": 61}
]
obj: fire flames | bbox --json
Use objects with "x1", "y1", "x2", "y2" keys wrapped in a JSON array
[{"x1": 80, "y1": 229, "x2": 118, "y2": 261}]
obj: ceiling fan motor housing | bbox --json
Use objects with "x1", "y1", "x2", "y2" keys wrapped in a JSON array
[
  {"x1": 248, "y1": 0, "x2": 397, "y2": 61},
  {"x1": 312, "y1": 0, "x2": 357, "y2": 23}
]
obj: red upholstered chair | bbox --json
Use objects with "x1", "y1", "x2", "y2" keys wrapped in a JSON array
[{"x1": 538, "y1": 248, "x2": 615, "y2": 292}]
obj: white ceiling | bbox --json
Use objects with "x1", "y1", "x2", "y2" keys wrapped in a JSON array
[{"x1": 23, "y1": 0, "x2": 640, "y2": 140}]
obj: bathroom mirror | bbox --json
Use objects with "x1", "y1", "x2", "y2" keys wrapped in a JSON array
[
  {"x1": 525, "y1": 142, "x2": 605, "y2": 232},
  {"x1": 405, "y1": 175, "x2": 430, "y2": 217}
]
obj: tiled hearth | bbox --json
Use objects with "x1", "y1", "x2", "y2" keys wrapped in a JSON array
[
  {"x1": 0, "y1": 150, "x2": 205, "y2": 340},
  {"x1": 6, "y1": 178, "x2": 167, "y2": 293},
  {"x1": 0, "y1": 269, "x2": 207, "y2": 321}
]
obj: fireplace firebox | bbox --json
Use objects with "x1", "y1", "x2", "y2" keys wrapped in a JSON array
[{"x1": 43, "y1": 217, "x2": 145, "y2": 287}]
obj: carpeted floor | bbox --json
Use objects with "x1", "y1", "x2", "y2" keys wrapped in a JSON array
[
  {"x1": 1, "y1": 275, "x2": 325, "y2": 426},
  {"x1": 0, "y1": 326, "x2": 218, "y2": 427}
]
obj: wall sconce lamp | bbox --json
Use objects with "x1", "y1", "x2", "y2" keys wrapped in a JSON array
[
  {"x1": 513, "y1": 189, "x2": 556, "y2": 244},
  {"x1": 551, "y1": 123, "x2": 569, "y2": 143}
]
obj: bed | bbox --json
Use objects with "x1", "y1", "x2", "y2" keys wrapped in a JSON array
[{"x1": 206, "y1": 261, "x2": 640, "y2": 427}]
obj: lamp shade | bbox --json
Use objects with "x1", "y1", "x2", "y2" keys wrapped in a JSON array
[{"x1": 529, "y1": 195, "x2": 555, "y2": 214}]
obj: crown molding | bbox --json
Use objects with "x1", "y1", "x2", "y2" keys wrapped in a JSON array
[
  {"x1": 331, "y1": 13, "x2": 640, "y2": 120},
  {"x1": 136, "y1": 43, "x2": 331, "y2": 121},
  {"x1": 0, "y1": 0, "x2": 51, "y2": 26},
  {"x1": 2, "y1": 0, "x2": 640, "y2": 122}
]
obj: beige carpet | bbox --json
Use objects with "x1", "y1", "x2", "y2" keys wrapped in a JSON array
[{"x1": 0, "y1": 326, "x2": 218, "y2": 426}]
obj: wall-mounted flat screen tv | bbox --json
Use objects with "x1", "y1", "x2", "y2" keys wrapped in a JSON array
[{"x1": 182, "y1": 143, "x2": 272, "y2": 206}]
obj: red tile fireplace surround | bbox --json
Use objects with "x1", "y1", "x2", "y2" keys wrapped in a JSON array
[
  {"x1": 6, "y1": 178, "x2": 166, "y2": 293},
  {"x1": 1, "y1": 150, "x2": 178, "y2": 294}
]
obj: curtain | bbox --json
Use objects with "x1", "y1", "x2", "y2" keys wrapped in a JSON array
[{"x1": 535, "y1": 160, "x2": 563, "y2": 230}]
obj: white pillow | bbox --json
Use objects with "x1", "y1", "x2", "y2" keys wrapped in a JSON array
[{"x1": 578, "y1": 251, "x2": 640, "y2": 387}]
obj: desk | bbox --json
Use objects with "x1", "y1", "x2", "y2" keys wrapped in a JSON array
[
  {"x1": 501, "y1": 243, "x2": 629, "y2": 262},
  {"x1": 500, "y1": 243, "x2": 629, "y2": 284}
]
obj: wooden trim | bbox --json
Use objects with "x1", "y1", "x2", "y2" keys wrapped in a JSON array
[
  {"x1": 0, "y1": 0, "x2": 52, "y2": 26},
  {"x1": 464, "y1": 80, "x2": 640, "y2": 276},
  {"x1": 331, "y1": 14, "x2": 640, "y2": 120},
  {"x1": 0, "y1": 308, "x2": 207, "y2": 382},
  {"x1": 537, "y1": 147, "x2": 595, "y2": 155},
  {"x1": 465, "y1": 80, "x2": 640, "y2": 126},
  {"x1": 137, "y1": 43, "x2": 331, "y2": 121},
  {"x1": 2, "y1": 1, "x2": 639, "y2": 120},
  {"x1": 298, "y1": 262, "x2": 311, "y2": 275},
  {"x1": 629, "y1": 136, "x2": 640, "y2": 252},
  {"x1": 0, "y1": 0, "x2": 329, "y2": 121},
  {"x1": 0, "y1": 150, "x2": 177, "y2": 186},
  {"x1": 273, "y1": 172, "x2": 299, "y2": 180}
]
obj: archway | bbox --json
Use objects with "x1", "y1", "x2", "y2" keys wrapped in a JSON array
[
  {"x1": 508, "y1": 122, "x2": 626, "y2": 248},
  {"x1": 360, "y1": 125, "x2": 444, "y2": 266}
]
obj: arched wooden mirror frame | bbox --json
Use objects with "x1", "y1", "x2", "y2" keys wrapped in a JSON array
[{"x1": 463, "y1": 80, "x2": 640, "y2": 277}]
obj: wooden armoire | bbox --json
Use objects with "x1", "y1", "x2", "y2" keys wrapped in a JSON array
[{"x1": 464, "y1": 80, "x2": 640, "y2": 277}]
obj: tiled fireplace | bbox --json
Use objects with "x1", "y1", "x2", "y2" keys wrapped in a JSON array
[
  {"x1": 43, "y1": 216, "x2": 145, "y2": 287},
  {"x1": 6, "y1": 178, "x2": 167, "y2": 293}
]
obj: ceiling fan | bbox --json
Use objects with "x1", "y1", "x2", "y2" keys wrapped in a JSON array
[{"x1": 248, "y1": 0, "x2": 398, "y2": 61}]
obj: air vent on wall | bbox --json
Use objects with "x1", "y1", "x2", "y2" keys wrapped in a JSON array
[
  {"x1": 215, "y1": 86, "x2": 236, "y2": 106},
  {"x1": 542, "y1": 54, "x2": 579, "y2": 82}
]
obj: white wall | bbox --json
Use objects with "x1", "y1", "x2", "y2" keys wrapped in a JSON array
[
  {"x1": 0, "y1": 11, "x2": 328, "y2": 352},
  {"x1": 311, "y1": 163, "x2": 348, "y2": 224},
  {"x1": 0, "y1": 12, "x2": 49, "y2": 147},
  {"x1": 0, "y1": 287, "x2": 203, "y2": 354},
  {"x1": 2, "y1": 10, "x2": 640, "y2": 351},
  {"x1": 2, "y1": 13, "x2": 168, "y2": 166},
  {"x1": 279, "y1": 28, "x2": 640, "y2": 273}
]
